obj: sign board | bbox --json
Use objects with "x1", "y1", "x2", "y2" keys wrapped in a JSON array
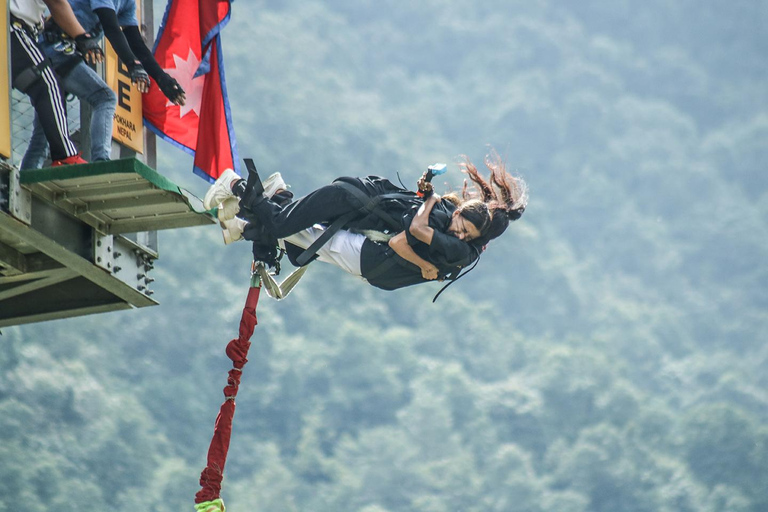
[
  {"x1": 0, "y1": 0, "x2": 11, "y2": 159},
  {"x1": 104, "y1": 3, "x2": 144, "y2": 154}
]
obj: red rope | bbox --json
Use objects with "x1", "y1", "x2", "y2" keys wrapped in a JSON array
[{"x1": 195, "y1": 286, "x2": 261, "y2": 504}]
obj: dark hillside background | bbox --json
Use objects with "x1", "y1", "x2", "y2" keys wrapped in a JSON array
[{"x1": 2, "y1": 1, "x2": 766, "y2": 511}]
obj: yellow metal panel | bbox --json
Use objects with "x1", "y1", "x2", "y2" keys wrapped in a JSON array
[
  {"x1": 0, "y1": 0, "x2": 11, "y2": 159},
  {"x1": 105, "y1": 45, "x2": 144, "y2": 153},
  {"x1": 104, "y1": 2, "x2": 144, "y2": 154}
]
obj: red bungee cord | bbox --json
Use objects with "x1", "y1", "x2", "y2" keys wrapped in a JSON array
[{"x1": 194, "y1": 272, "x2": 262, "y2": 511}]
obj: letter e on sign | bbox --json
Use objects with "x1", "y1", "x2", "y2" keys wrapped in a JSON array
[{"x1": 105, "y1": 35, "x2": 144, "y2": 153}]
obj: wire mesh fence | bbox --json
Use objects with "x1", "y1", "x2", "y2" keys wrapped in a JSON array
[{"x1": 10, "y1": 88, "x2": 82, "y2": 168}]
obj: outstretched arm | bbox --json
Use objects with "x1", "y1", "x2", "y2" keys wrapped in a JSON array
[
  {"x1": 122, "y1": 26, "x2": 185, "y2": 105},
  {"x1": 388, "y1": 232, "x2": 439, "y2": 280},
  {"x1": 93, "y1": 8, "x2": 150, "y2": 92}
]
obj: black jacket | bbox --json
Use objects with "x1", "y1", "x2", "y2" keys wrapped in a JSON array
[
  {"x1": 360, "y1": 199, "x2": 480, "y2": 291},
  {"x1": 332, "y1": 175, "x2": 422, "y2": 234}
]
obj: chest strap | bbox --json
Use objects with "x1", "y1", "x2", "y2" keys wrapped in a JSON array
[
  {"x1": 332, "y1": 181, "x2": 411, "y2": 231},
  {"x1": 12, "y1": 59, "x2": 52, "y2": 93}
]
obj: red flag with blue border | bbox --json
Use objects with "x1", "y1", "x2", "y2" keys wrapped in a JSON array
[{"x1": 142, "y1": 0, "x2": 239, "y2": 182}]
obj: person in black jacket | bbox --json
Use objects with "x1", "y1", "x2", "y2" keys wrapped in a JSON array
[
  {"x1": 205, "y1": 153, "x2": 527, "y2": 291},
  {"x1": 285, "y1": 153, "x2": 526, "y2": 291},
  {"x1": 206, "y1": 169, "x2": 489, "y2": 240},
  {"x1": 204, "y1": 164, "x2": 492, "y2": 276},
  {"x1": 362, "y1": 153, "x2": 527, "y2": 291}
]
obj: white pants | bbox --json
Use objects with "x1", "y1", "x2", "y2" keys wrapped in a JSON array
[{"x1": 282, "y1": 226, "x2": 365, "y2": 276}]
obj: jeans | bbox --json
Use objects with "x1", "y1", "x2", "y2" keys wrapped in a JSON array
[{"x1": 22, "y1": 52, "x2": 116, "y2": 169}]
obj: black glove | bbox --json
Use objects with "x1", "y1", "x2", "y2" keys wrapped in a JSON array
[
  {"x1": 126, "y1": 60, "x2": 150, "y2": 91},
  {"x1": 251, "y1": 237, "x2": 279, "y2": 268},
  {"x1": 74, "y1": 32, "x2": 104, "y2": 62},
  {"x1": 157, "y1": 73, "x2": 185, "y2": 104},
  {"x1": 244, "y1": 223, "x2": 279, "y2": 268}
]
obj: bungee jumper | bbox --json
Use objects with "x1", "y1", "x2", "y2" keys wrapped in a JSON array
[{"x1": 203, "y1": 151, "x2": 527, "y2": 296}]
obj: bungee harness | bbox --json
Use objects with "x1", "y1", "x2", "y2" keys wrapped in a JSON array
[
  {"x1": 294, "y1": 180, "x2": 416, "y2": 266},
  {"x1": 10, "y1": 16, "x2": 52, "y2": 93}
]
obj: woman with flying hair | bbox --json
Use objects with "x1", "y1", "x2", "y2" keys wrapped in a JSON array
[
  {"x1": 204, "y1": 152, "x2": 526, "y2": 293},
  {"x1": 456, "y1": 149, "x2": 528, "y2": 248}
]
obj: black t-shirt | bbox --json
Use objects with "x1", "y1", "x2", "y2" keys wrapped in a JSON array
[
  {"x1": 402, "y1": 199, "x2": 476, "y2": 268},
  {"x1": 360, "y1": 199, "x2": 479, "y2": 291}
]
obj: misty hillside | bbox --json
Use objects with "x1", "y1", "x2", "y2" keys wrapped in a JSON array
[{"x1": 2, "y1": 1, "x2": 766, "y2": 511}]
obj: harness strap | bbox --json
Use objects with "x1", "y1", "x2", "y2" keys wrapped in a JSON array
[
  {"x1": 295, "y1": 181, "x2": 404, "y2": 266},
  {"x1": 42, "y1": 19, "x2": 67, "y2": 43},
  {"x1": 12, "y1": 59, "x2": 52, "y2": 93},
  {"x1": 294, "y1": 210, "x2": 359, "y2": 266},
  {"x1": 431, "y1": 246, "x2": 482, "y2": 302},
  {"x1": 10, "y1": 16, "x2": 56, "y2": 92},
  {"x1": 332, "y1": 181, "x2": 404, "y2": 231},
  {"x1": 10, "y1": 15, "x2": 41, "y2": 36},
  {"x1": 363, "y1": 246, "x2": 457, "y2": 284}
]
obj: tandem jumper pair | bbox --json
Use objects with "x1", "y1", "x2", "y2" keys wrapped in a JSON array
[{"x1": 233, "y1": 159, "x2": 478, "y2": 300}]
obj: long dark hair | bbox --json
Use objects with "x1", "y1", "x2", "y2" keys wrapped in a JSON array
[
  {"x1": 456, "y1": 199, "x2": 492, "y2": 237},
  {"x1": 459, "y1": 150, "x2": 528, "y2": 245}
]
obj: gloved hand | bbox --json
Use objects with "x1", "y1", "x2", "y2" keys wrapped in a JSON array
[
  {"x1": 251, "y1": 239, "x2": 279, "y2": 269},
  {"x1": 417, "y1": 173, "x2": 434, "y2": 198},
  {"x1": 126, "y1": 60, "x2": 150, "y2": 93},
  {"x1": 157, "y1": 73, "x2": 186, "y2": 105},
  {"x1": 74, "y1": 32, "x2": 104, "y2": 64},
  {"x1": 246, "y1": 224, "x2": 279, "y2": 268}
]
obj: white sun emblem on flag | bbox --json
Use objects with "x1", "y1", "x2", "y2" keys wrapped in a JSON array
[{"x1": 163, "y1": 49, "x2": 205, "y2": 118}]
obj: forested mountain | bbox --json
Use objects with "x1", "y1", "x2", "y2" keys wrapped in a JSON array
[{"x1": 2, "y1": 1, "x2": 766, "y2": 511}]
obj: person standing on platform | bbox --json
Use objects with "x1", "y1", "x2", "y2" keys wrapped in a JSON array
[
  {"x1": 21, "y1": 0, "x2": 186, "y2": 168},
  {"x1": 10, "y1": 0, "x2": 100, "y2": 166}
]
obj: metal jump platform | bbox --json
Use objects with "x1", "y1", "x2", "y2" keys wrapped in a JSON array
[
  {"x1": 0, "y1": 159, "x2": 215, "y2": 327},
  {"x1": 0, "y1": 0, "x2": 219, "y2": 327}
]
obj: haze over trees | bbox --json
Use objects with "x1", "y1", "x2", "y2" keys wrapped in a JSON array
[{"x1": 2, "y1": 1, "x2": 766, "y2": 511}]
